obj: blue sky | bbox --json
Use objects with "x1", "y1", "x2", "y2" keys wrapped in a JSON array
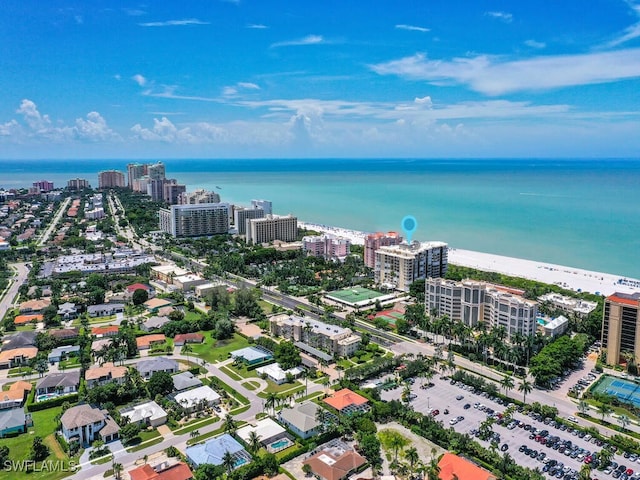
[{"x1": 1, "y1": 0, "x2": 640, "y2": 159}]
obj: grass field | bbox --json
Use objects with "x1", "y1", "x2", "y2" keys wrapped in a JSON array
[
  {"x1": 191, "y1": 333, "x2": 250, "y2": 363},
  {"x1": 326, "y1": 286, "x2": 385, "y2": 304},
  {"x1": 0, "y1": 406, "x2": 79, "y2": 480}
]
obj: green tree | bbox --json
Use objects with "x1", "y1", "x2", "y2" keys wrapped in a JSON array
[
  {"x1": 147, "y1": 371, "x2": 174, "y2": 397},
  {"x1": 518, "y1": 379, "x2": 533, "y2": 404},
  {"x1": 405, "y1": 446, "x2": 419, "y2": 473},
  {"x1": 120, "y1": 423, "x2": 141, "y2": 445},
  {"x1": 0, "y1": 446, "x2": 10, "y2": 466},
  {"x1": 222, "y1": 451, "x2": 235, "y2": 474},
  {"x1": 262, "y1": 452, "x2": 278, "y2": 476},
  {"x1": 274, "y1": 341, "x2": 301, "y2": 369},
  {"x1": 500, "y1": 375, "x2": 515, "y2": 395},
  {"x1": 223, "y1": 414, "x2": 237, "y2": 435},
  {"x1": 599, "y1": 403, "x2": 613, "y2": 422},
  {"x1": 302, "y1": 463, "x2": 313, "y2": 476},
  {"x1": 132, "y1": 289, "x2": 148, "y2": 305},
  {"x1": 618, "y1": 414, "x2": 630, "y2": 431},
  {"x1": 30, "y1": 436, "x2": 49, "y2": 461},
  {"x1": 247, "y1": 430, "x2": 261, "y2": 454}
]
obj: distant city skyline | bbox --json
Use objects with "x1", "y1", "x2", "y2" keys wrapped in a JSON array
[{"x1": 1, "y1": 1, "x2": 640, "y2": 159}]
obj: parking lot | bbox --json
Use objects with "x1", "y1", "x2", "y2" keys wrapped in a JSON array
[{"x1": 379, "y1": 374, "x2": 636, "y2": 479}]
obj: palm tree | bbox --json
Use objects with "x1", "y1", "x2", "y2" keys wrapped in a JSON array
[
  {"x1": 518, "y1": 379, "x2": 533, "y2": 405},
  {"x1": 247, "y1": 430, "x2": 261, "y2": 454},
  {"x1": 181, "y1": 343, "x2": 193, "y2": 365},
  {"x1": 265, "y1": 392, "x2": 278, "y2": 416},
  {"x1": 500, "y1": 375, "x2": 515, "y2": 396},
  {"x1": 222, "y1": 451, "x2": 235, "y2": 475},
  {"x1": 189, "y1": 430, "x2": 200, "y2": 439},
  {"x1": 223, "y1": 414, "x2": 237, "y2": 435},
  {"x1": 578, "y1": 464, "x2": 592, "y2": 480},
  {"x1": 405, "y1": 447, "x2": 419, "y2": 474},
  {"x1": 618, "y1": 414, "x2": 630, "y2": 431},
  {"x1": 599, "y1": 403, "x2": 613, "y2": 423},
  {"x1": 598, "y1": 448, "x2": 613, "y2": 468},
  {"x1": 426, "y1": 457, "x2": 441, "y2": 480},
  {"x1": 113, "y1": 462, "x2": 123, "y2": 480},
  {"x1": 577, "y1": 400, "x2": 589, "y2": 416},
  {"x1": 389, "y1": 434, "x2": 405, "y2": 463}
]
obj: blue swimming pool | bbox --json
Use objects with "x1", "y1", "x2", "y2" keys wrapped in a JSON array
[{"x1": 270, "y1": 439, "x2": 289, "y2": 450}]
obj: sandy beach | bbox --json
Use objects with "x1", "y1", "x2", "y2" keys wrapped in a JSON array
[{"x1": 299, "y1": 221, "x2": 640, "y2": 296}]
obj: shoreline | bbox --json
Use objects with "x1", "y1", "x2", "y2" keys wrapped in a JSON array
[{"x1": 299, "y1": 221, "x2": 640, "y2": 297}]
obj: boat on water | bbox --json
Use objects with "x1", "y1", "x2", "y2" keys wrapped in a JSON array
[{"x1": 216, "y1": 186, "x2": 222, "y2": 189}]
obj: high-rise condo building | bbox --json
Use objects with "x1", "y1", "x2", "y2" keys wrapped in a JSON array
[
  {"x1": 234, "y1": 207, "x2": 265, "y2": 235},
  {"x1": 158, "y1": 203, "x2": 230, "y2": 238},
  {"x1": 163, "y1": 182, "x2": 187, "y2": 205},
  {"x1": 147, "y1": 162, "x2": 166, "y2": 180},
  {"x1": 127, "y1": 163, "x2": 147, "y2": 189},
  {"x1": 364, "y1": 232, "x2": 403, "y2": 268},
  {"x1": 375, "y1": 241, "x2": 448, "y2": 292},
  {"x1": 178, "y1": 189, "x2": 221, "y2": 205},
  {"x1": 246, "y1": 214, "x2": 297, "y2": 245},
  {"x1": 425, "y1": 278, "x2": 538, "y2": 339},
  {"x1": 302, "y1": 234, "x2": 351, "y2": 260},
  {"x1": 32, "y1": 180, "x2": 54, "y2": 192},
  {"x1": 98, "y1": 170, "x2": 125, "y2": 189},
  {"x1": 251, "y1": 199, "x2": 273, "y2": 215},
  {"x1": 602, "y1": 292, "x2": 640, "y2": 365},
  {"x1": 67, "y1": 178, "x2": 90, "y2": 190}
]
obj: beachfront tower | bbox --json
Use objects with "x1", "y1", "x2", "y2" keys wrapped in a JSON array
[
  {"x1": 602, "y1": 292, "x2": 640, "y2": 365},
  {"x1": 374, "y1": 241, "x2": 448, "y2": 292},
  {"x1": 364, "y1": 232, "x2": 403, "y2": 269}
]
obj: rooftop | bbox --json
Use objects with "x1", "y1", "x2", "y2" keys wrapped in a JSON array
[
  {"x1": 437, "y1": 452, "x2": 497, "y2": 480},
  {"x1": 236, "y1": 418, "x2": 286, "y2": 445},
  {"x1": 323, "y1": 388, "x2": 368, "y2": 412}
]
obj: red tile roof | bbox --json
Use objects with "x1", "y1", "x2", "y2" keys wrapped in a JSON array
[
  {"x1": 438, "y1": 452, "x2": 497, "y2": 480},
  {"x1": 303, "y1": 449, "x2": 366, "y2": 480},
  {"x1": 323, "y1": 388, "x2": 368, "y2": 412},
  {"x1": 129, "y1": 462, "x2": 193, "y2": 480},
  {"x1": 127, "y1": 283, "x2": 152, "y2": 293},
  {"x1": 92, "y1": 325, "x2": 119, "y2": 336},
  {"x1": 608, "y1": 295, "x2": 640, "y2": 307},
  {"x1": 174, "y1": 333, "x2": 204, "y2": 344}
]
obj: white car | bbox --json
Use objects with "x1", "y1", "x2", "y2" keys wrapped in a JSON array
[
  {"x1": 449, "y1": 418, "x2": 458, "y2": 426},
  {"x1": 567, "y1": 416, "x2": 578, "y2": 423}
]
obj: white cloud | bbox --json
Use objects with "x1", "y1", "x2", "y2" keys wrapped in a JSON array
[
  {"x1": 396, "y1": 24, "x2": 430, "y2": 33},
  {"x1": 132, "y1": 74, "x2": 147, "y2": 87},
  {"x1": 603, "y1": 1, "x2": 640, "y2": 47},
  {"x1": 414, "y1": 96, "x2": 433, "y2": 107},
  {"x1": 17, "y1": 99, "x2": 52, "y2": 131},
  {"x1": 486, "y1": 11, "x2": 513, "y2": 23},
  {"x1": 138, "y1": 18, "x2": 209, "y2": 27},
  {"x1": 123, "y1": 8, "x2": 146, "y2": 16},
  {"x1": 237, "y1": 82, "x2": 260, "y2": 90},
  {"x1": 524, "y1": 39, "x2": 546, "y2": 49},
  {"x1": 247, "y1": 23, "x2": 268, "y2": 29},
  {"x1": 75, "y1": 112, "x2": 118, "y2": 141},
  {"x1": 271, "y1": 35, "x2": 324, "y2": 48},
  {"x1": 370, "y1": 49, "x2": 640, "y2": 95}
]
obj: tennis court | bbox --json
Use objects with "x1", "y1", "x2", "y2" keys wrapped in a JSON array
[
  {"x1": 591, "y1": 375, "x2": 640, "y2": 408},
  {"x1": 369, "y1": 309, "x2": 405, "y2": 327},
  {"x1": 326, "y1": 287, "x2": 385, "y2": 304}
]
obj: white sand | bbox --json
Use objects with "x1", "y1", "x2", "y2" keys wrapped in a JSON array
[{"x1": 300, "y1": 221, "x2": 640, "y2": 296}]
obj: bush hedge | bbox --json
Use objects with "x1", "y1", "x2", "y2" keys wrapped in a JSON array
[{"x1": 27, "y1": 393, "x2": 78, "y2": 412}]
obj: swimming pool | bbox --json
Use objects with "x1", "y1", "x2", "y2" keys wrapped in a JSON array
[
  {"x1": 234, "y1": 458, "x2": 248, "y2": 467},
  {"x1": 537, "y1": 317, "x2": 547, "y2": 326},
  {"x1": 36, "y1": 393, "x2": 59, "y2": 402},
  {"x1": 270, "y1": 439, "x2": 290, "y2": 450}
]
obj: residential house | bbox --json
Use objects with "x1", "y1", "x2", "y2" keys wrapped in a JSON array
[
  {"x1": 136, "y1": 357, "x2": 178, "y2": 379},
  {"x1": 256, "y1": 363, "x2": 303, "y2": 385},
  {"x1": 0, "y1": 381, "x2": 32, "y2": 409},
  {"x1": 323, "y1": 389, "x2": 369, "y2": 415},
  {"x1": 18, "y1": 298, "x2": 51, "y2": 314},
  {"x1": 172, "y1": 386, "x2": 220, "y2": 413},
  {"x1": 171, "y1": 371, "x2": 202, "y2": 392},
  {"x1": 236, "y1": 418, "x2": 288, "y2": 449},
  {"x1": 35, "y1": 371, "x2": 80, "y2": 397},
  {"x1": 437, "y1": 452, "x2": 497, "y2": 480},
  {"x1": 85, "y1": 363, "x2": 128, "y2": 388},
  {"x1": 1, "y1": 331, "x2": 36, "y2": 350},
  {"x1": 13, "y1": 314, "x2": 42, "y2": 325},
  {"x1": 141, "y1": 316, "x2": 170, "y2": 332},
  {"x1": 302, "y1": 441, "x2": 366, "y2": 480},
  {"x1": 56, "y1": 302, "x2": 78, "y2": 320},
  {"x1": 50, "y1": 328, "x2": 79, "y2": 341},
  {"x1": 0, "y1": 408, "x2": 27, "y2": 438},
  {"x1": 87, "y1": 303, "x2": 124, "y2": 318},
  {"x1": 128, "y1": 462, "x2": 193, "y2": 480},
  {"x1": 125, "y1": 283, "x2": 156, "y2": 299},
  {"x1": 185, "y1": 433, "x2": 252, "y2": 468},
  {"x1": 144, "y1": 298, "x2": 173, "y2": 313},
  {"x1": 277, "y1": 402, "x2": 322, "y2": 440},
  {"x1": 60, "y1": 404, "x2": 120, "y2": 446},
  {"x1": 136, "y1": 334, "x2": 166, "y2": 350},
  {"x1": 230, "y1": 346, "x2": 273, "y2": 365},
  {"x1": 47, "y1": 345, "x2": 80, "y2": 364},
  {"x1": 120, "y1": 401, "x2": 167, "y2": 427},
  {"x1": 0, "y1": 347, "x2": 38, "y2": 369},
  {"x1": 91, "y1": 325, "x2": 119, "y2": 338},
  {"x1": 173, "y1": 333, "x2": 204, "y2": 346}
]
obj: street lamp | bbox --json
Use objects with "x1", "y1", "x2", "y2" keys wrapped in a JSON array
[{"x1": 427, "y1": 397, "x2": 430, "y2": 409}]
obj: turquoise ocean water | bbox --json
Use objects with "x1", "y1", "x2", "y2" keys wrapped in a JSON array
[{"x1": 1, "y1": 158, "x2": 639, "y2": 279}]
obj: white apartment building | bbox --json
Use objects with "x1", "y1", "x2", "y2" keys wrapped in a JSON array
[
  {"x1": 375, "y1": 241, "x2": 448, "y2": 292},
  {"x1": 246, "y1": 214, "x2": 297, "y2": 244},
  {"x1": 364, "y1": 231, "x2": 403, "y2": 268},
  {"x1": 251, "y1": 199, "x2": 272, "y2": 215},
  {"x1": 270, "y1": 314, "x2": 361, "y2": 358},
  {"x1": 158, "y1": 203, "x2": 230, "y2": 237},
  {"x1": 538, "y1": 292, "x2": 598, "y2": 317},
  {"x1": 425, "y1": 277, "x2": 538, "y2": 339},
  {"x1": 234, "y1": 207, "x2": 265, "y2": 235},
  {"x1": 178, "y1": 189, "x2": 221, "y2": 205}
]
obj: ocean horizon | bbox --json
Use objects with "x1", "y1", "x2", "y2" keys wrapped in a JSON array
[{"x1": 2, "y1": 158, "x2": 639, "y2": 279}]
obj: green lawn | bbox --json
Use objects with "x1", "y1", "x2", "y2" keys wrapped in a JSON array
[
  {"x1": 242, "y1": 380, "x2": 260, "y2": 391},
  {"x1": 0, "y1": 406, "x2": 80, "y2": 480},
  {"x1": 172, "y1": 416, "x2": 219, "y2": 435},
  {"x1": 125, "y1": 429, "x2": 162, "y2": 452},
  {"x1": 8, "y1": 366, "x2": 33, "y2": 377},
  {"x1": 259, "y1": 381, "x2": 305, "y2": 396},
  {"x1": 59, "y1": 357, "x2": 80, "y2": 370},
  {"x1": 186, "y1": 421, "x2": 247, "y2": 446},
  {"x1": 191, "y1": 333, "x2": 250, "y2": 363},
  {"x1": 224, "y1": 362, "x2": 259, "y2": 380}
]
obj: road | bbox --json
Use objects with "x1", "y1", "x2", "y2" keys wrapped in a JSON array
[
  {"x1": 37, "y1": 197, "x2": 71, "y2": 247},
  {"x1": 0, "y1": 262, "x2": 28, "y2": 319}
]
